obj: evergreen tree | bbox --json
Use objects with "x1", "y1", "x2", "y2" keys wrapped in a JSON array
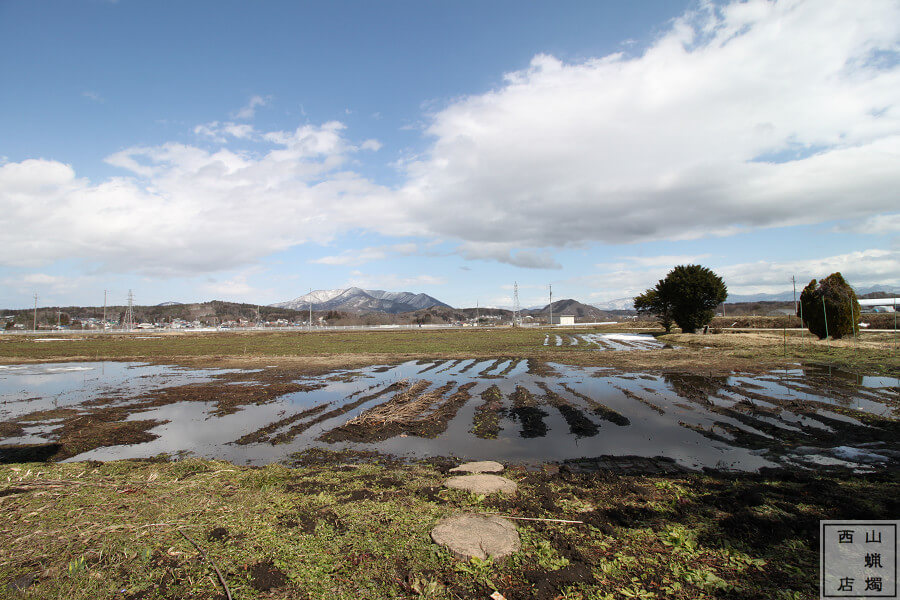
[
  {"x1": 798, "y1": 272, "x2": 858, "y2": 339},
  {"x1": 635, "y1": 265, "x2": 727, "y2": 333}
]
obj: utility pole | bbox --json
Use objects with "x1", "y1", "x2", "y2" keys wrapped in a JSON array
[
  {"x1": 309, "y1": 288, "x2": 312, "y2": 330},
  {"x1": 476, "y1": 300, "x2": 479, "y2": 326},
  {"x1": 33, "y1": 293, "x2": 38, "y2": 331},
  {"x1": 512, "y1": 282, "x2": 520, "y2": 327},
  {"x1": 57, "y1": 309, "x2": 61, "y2": 329},
  {"x1": 103, "y1": 290, "x2": 107, "y2": 329},
  {"x1": 548, "y1": 284, "x2": 553, "y2": 327},
  {"x1": 792, "y1": 276, "x2": 797, "y2": 315}
]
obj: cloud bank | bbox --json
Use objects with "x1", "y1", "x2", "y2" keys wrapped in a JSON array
[
  {"x1": 399, "y1": 0, "x2": 900, "y2": 249},
  {"x1": 0, "y1": 123, "x2": 394, "y2": 276},
  {"x1": 1, "y1": 0, "x2": 898, "y2": 279}
]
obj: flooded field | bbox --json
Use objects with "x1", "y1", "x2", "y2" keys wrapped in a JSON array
[
  {"x1": 1, "y1": 360, "x2": 897, "y2": 471},
  {"x1": 543, "y1": 332, "x2": 670, "y2": 350}
]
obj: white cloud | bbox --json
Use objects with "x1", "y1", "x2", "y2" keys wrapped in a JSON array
[
  {"x1": 718, "y1": 249, "x2": 900, "y2": 295},
  {"x1": 582, "y1": 248, "x2": 900, "y2": 301},
  {"x1": 396, "y1": 0, "x2": 900, "y2": 250},
  {"x1": 309, "y1": 243, "x2": 421, "y2": 267},
  {"x1": 1, "y1": 273, "x2": 83, "y2": 300},
  {"x1": 193, "y1": 121, "x2": 256, "y2": 142},
  {"x1": 598, "y1": 254, "x2": 712, "y2": 269},
  {"x1": 345, "y1": 273, "x2": 446, "y2": 289},
  {"x1": 838, "y1": 213, "x2": 900, "y2": 235},
  {"x1": 457, "y1": 242, "x2": 562, "y2": 269},
  {"x1": 0, "y1": 124, "x2": 399, "y2": 277},
  {"x1": 200, "y1": 272, "x2": 271, "y2": 301},
  {"x1": 82, "y1": 91, "x2": 104, "y2": 103},
  {"x1": 311, "y1": 247, "x2": 388, "y2": 266},
  {"x1": 232, "y1": 95, "x2": 269, "y2": 120}
]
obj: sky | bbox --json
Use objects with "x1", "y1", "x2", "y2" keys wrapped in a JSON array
[{"x1": 1, "y1": 0, "x2": 898, "y2": 310}]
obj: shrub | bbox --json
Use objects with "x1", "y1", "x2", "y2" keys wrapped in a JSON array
[{"x1": 798, "y1": 272, "x2": 859, "y2": 339}]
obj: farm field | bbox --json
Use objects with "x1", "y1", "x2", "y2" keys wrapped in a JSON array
[
  {"x1": 1, "y1": 326, "x2": 898, "y2": 599},
  {"x1": 1, "y1": 326, "x2": 898, "y2": 373}
]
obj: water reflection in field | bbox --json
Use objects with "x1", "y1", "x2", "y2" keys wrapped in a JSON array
[{"x1": 1, "y1": 360, "x2": 896, "y2": 471}]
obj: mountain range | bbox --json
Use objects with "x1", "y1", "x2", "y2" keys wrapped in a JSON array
[{"x1": 271, "y1": 287, "x2": 451, "y2": 314}]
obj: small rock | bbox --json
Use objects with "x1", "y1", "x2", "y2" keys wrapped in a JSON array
[
  {"x1": 449, "y1": 460, "x2": 504, "y2": 474},
  {"x1": 444, "y1": 474, "x2": 518, "y2": 495},
  {"x1": 431, "y1": 513, "x2": 520, "y2": 560}
]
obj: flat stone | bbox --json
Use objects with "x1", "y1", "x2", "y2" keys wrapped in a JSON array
[
  {"x1": 444, "y1": 474, "x2": 518, "y2": 495},
  {"x1": 449, "y1": 460, "x2": 504, "y2": 474},
  {"x1": 431, "y1": 513, "x2": 520, "y2": 560}
]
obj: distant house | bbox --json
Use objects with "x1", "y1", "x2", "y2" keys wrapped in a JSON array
[{"x1": 550, "y1": 315, "x2": 575, "y2": 325}]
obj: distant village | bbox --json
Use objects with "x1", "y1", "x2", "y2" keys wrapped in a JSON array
[{"x1": 1, "y1": 311, "x2": 577, "y2": 332}]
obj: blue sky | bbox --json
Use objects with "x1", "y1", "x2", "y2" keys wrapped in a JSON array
[{"x1": 1, "y1": 0, "x2": 898, "y2": 310}]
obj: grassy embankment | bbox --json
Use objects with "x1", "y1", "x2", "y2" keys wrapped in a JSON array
[
  {"x1": 2, "y1": 453, "x2": 897, "y2": 600},
  {"x1": 1, "y1": 326, "x2": 897, "y2": 375}
]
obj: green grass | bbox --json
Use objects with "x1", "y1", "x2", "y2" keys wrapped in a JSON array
[
  {"x1": 2, "y1": 454, "x2": 896, "y2": 599},
  {"x1": 0, "y1": 328, "x2": 564, "y2": 360}
]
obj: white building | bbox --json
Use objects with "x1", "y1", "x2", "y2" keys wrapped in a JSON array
[
  {"x1": 550, "y1": 315, "x2": 575, "y2": 325},
  {"x1": 858, "y1": 298, "x2": 898, "y2": 313}
]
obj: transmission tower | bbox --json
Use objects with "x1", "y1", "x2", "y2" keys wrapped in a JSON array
[
  {"x1": 124, "y1": 290, "x2": 135, "y2": 331},
  {"x1": 512, "y1": 282, "x2": 520, "y2": 327}
]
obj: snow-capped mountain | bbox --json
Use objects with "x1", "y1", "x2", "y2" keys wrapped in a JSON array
[
  {"x1": 271, "y1": 287, "x2": 451, "y2": 314},
  {"x1": 591, "y1": 297, "x2": 637, "y2": 311}
]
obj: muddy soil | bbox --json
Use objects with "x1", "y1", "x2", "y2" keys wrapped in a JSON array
[
  {"x1": 507, "y1": 385, "x2": 550, "y2": 439},
  {"x1": 321, "y1": 381, "x2": 477, "y2": 442},
  {"x1": 536, "y1": 381, "x2": 599, "y2": 437},
  {"x1": 248, "y1": 559, "x2": 289, "y2": 591},
  {"x1": 470, "y1": 385, "x2": 504, "y2": 439}
]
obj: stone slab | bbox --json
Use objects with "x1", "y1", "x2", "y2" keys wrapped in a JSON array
[
  {"x1": 444, "y1": 474, "x2": 518, "y2": 495},
  {"x1": 431, "y1": 513, "x2": 520, "y2": 560},
  {"x1": 449, "y1": 460, "x2": 504, "y2": 474}
]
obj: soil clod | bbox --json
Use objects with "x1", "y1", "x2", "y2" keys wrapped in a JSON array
[{"x1": 248, "y1": 559, "x2": 288, "y2": 591}]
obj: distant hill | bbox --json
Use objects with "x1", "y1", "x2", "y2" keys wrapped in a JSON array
[
  {"x1": 1, "y1": 300, "x2": 309, "y2": 327},
  {"x1": 524, "y1": 299, "x2": 616, "y2": 321},
  {"x1": 271, "y1": 287, "x2": 451, "y2": 314}
]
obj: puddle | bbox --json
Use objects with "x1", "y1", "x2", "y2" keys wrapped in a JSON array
[
  {"x1": 0, "y1": 362, "x2": 243, "y2": 420},
  {"x1": 1, "y1": 361, "x2": 897, "y2": 472},
  {"x1": 577, "y1": 333, "x2": 670, "y2": 351}
]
